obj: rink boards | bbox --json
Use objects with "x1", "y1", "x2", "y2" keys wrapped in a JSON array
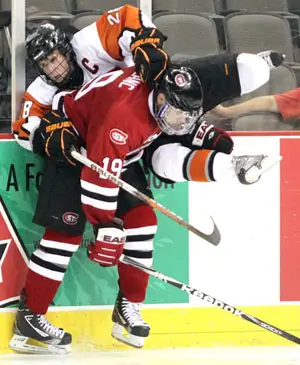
[{"x1": 1, "y1": 133, "x2": 300, "y2": 353}]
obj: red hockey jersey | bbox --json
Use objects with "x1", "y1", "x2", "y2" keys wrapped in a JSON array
[{"x1": 63, "y1": 67, "x2": 161, "y2": 224}]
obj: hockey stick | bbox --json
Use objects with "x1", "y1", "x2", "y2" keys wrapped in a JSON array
[
  {"x1": 120, "y1": 254, "x2": 300, "y2": 346},
  {"x1": 71, "y1": 149, "x2": 221, "y2": 246}
]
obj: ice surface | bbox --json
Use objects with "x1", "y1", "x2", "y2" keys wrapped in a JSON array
[{"x1": 1, "y1": 347, "x2": 300, "y2": 365}]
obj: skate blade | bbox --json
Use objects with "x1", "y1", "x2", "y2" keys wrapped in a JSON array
[
  {"x1": 111, "y1": 323, "x2": 145, "y2": 349},
  {"x1": 258, "y1": 155, "x2": 283, "y2": 178},
  {"x1": 245, "y1": 155, "x2": 282, "y2": 183},
  {"x1": 9, "y1": 334, "x2": 71, "y2": 355}
]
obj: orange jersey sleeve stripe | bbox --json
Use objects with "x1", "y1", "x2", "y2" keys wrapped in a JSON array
[
  {"x1": 96, "y1": 5, "x2": 143, "y2": 61},
  {"x1": 185, "y1": 149, "x2": 216, "y2": 182}
]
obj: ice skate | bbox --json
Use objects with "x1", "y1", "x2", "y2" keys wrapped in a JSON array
[
  {"x1": 232, "y1": 154, "x2": 282, "y2": 185},
  {"x1": 9, "y1": 289, "x2": 71, "y2": 354},
  {"x1": 111, "y1": 291, "x2": 150, "y2": 348}
]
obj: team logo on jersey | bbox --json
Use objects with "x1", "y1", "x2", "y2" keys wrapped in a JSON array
[
  {"x1": 62, "y1": 212, "x2": 79, "y2": 225},
  {"x1": 0, "y1": 196, "x2": 29, "y2": 308},
  {"x1": 175, "y1": 74, "x2": 186, "y2": 87},
  {"x1": 110, "y1": 129, "x2": 128, "y2": 145}
]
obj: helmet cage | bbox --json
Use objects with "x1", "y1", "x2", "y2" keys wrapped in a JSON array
[
  {"x1": 26, "y1": 25, "x2": 76, "y2": 88},
  {"x1": 156, "y1": 101, "x2": 202, "y2": 135}
]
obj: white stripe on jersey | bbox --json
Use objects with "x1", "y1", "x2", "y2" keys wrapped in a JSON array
[
  {"x1": 40, "y1": 239, "x2": 79, "y2": 252},
  {"x1": 125, "y1": 225, "x2": 158, "y2": 236},
  {"x1": 128, "y1": 257, "x2": 153, "y2": 267},
  {"x1": 124, "y1": 240, "x2": 154, "y2": 251},
  {"x1": 28, "y1": 260, "x2": 64, "y2": 282},
  {"x1": 123, "y1": 150, "x2": 144, "y2": 167},
  {"x1": 81, "y1": 179, "x2": 119, "y2": 196},
  {"x1": 34, "y1": 249, "x2": 71, "y2": 266},
  {"x1": 81, "y1": 195, "x2": 118, "y2": 211}
]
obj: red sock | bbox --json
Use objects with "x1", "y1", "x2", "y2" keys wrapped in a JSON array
[{"x1": 118, "y1": 205, "x2": 157, "y2": 302}]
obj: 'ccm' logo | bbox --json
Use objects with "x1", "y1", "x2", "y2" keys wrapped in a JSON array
[{"x1": 109, "y1": 129, "x2": 128, "y2": 145}]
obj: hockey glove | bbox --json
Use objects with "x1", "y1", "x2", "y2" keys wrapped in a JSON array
[
  {"x1": 38, "y1": 110, "x2": 80, "y2": 167},
  {"x1": 188, "y1": 120, "x2": 234, "y2": 154},
  {"x1": 257, "y1": 50, "x2": 285, "y2": 69},
  {"x1": 88, "y1": 218, "x2": 126, "y2": 267},
  {"x1": 131, "y1": 27, "x2": 169, "y2": 87}
]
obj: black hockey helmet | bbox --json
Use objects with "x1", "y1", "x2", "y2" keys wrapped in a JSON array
[
  {"x1": 26, "y1": 23, "x2": 79, "y2": 88},
  {"x1": 154, "y1": 66, "x2": 203, "y2": 135}
]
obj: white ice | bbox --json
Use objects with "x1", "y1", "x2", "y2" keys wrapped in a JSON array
[{"x1": 1, "y1": 347, "x2": 300, "y2": 365}]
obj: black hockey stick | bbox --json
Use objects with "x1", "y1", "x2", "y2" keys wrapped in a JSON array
[
  {"x1": 71, "y1": 149, "x2": 221, "y2": 246},
  {"x1": 120, "y1": 254, "x2": 300, "y2": 345}
]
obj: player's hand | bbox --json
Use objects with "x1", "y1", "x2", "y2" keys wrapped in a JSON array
[
  {"x1": 189, "y1": 120, "x2": 234, "y2": 154},
  {"x1": 88, "y1": 218, "x2": 126, "y2": 267},
  {"x1": 257, "y1": 50, "x2": 285, "y2": 69},
  {"x1": 131, "y1": 27, "x2": 169, "y2": 87},
  {"x1": 38, "y1": 110, "x2": 80, "y2": 166}
]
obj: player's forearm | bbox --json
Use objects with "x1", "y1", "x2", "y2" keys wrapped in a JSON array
[{"x1": 220, "y1": 96, "x2": 279, "y2": 119}]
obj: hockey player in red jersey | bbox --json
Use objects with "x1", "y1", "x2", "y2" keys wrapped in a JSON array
[
  {"x1": 10, "y1": 47, "x2": 284, "y2": 354},
  {"x1": 10, "y1": 5, "x2": 169, "y2": 354},
  {"x1": 11, "y1": 53, "x2": 282, "y2": 353},
  {"x1": 9, "y1": 5, "x2": 284, "y2": 353}
]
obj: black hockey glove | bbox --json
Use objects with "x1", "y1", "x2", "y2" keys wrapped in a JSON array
[
  {"x1": 187, "y1": 120, "x2": 234, "y2": 154},
  {"x1": 37, "y1": 110, "x2": 80, "y2": 167},
  {"x1": 131, "y1": 27, "x2": 169, "y2": 87}
]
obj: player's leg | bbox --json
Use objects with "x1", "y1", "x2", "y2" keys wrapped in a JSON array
[
  {"x1": 149, "y1": 143, "x2": 277, "y2": 185},
  {"x1": 9, "y1": 159, "x2": 85, "y2": 354},
  {"x1": 112, "y1": 162, "x2": 157, "y2": 348}
]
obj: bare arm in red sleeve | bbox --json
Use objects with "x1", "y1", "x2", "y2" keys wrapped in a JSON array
[
  {"x1": 208, "y1": 88, "x2": 300, "y2": 121},
  {"x1": 274, "y1": 88, "x2": 300, "y2": 120}
]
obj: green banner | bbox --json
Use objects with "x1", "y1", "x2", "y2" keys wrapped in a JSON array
[{"x1": 0, "y1": 141, "x2": 189, "y2": 307}]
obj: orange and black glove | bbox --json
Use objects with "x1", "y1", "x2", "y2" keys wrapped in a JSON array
[
  {"x1": 36, "y1": 110, "x2": 80, "y2": 166},
  {"x1": 131, "y1": 27, "x2": 169, "y2": 87}
]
